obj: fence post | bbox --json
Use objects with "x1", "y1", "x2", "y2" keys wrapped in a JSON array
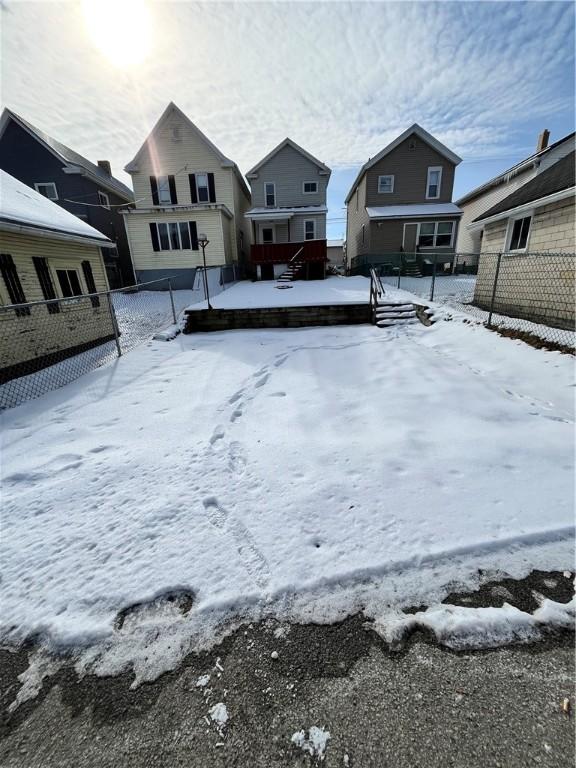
[
  {"x1": 487, "y1": 252, "x2": 503, "y2": 327},
  {"x1": 397, "y1": 254, "x2": 402, "y2": 289},
  {"x1": 167, "y1": 278, "x2": 177, "y2": 324},
  {"x1": 430, "y1": 254, "x2": 437, "y2": 301},
  {"x1": 107, "y1": 292, "x2": 122, "y2": 358}
]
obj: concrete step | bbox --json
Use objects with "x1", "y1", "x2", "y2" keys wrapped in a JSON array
[
  {"x1": 376, "y1": 311, "x2": 417, "y2": 320},
  {"x1": 377, "y1": 303, "x2": 414, "y2": 311}
]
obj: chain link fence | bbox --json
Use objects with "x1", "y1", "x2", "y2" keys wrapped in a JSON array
[
  {"x1": 370, "y1": 251, "x2": 575, "y2": 351},
  {"x1": 0, "y1": 271, "x2": 230, "y2": 410}
]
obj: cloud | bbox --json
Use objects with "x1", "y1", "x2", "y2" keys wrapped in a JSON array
[{"x1": 1, "y1": 0, "x2": 574, "y2": 185}]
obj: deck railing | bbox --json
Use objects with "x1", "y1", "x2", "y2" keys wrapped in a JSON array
[{"x1": 251, "y1": 239, "x2": 327, "y2": 264}]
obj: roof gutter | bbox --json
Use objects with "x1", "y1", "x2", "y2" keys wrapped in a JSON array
[
  {"x1": 0, "y1": 219, "x2": 115, "y2": 247},
  {"x1": 467, "y1": 186, "x2": 575, "y2": 230}
]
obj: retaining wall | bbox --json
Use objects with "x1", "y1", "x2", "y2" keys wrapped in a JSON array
[{"x1": 184, "y1": 304, "x2": 371, "y2": 333}]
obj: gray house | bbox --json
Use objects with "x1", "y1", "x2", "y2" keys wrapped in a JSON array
[
  {"x1": 345, "y1": 124, "x2": 462, "y2": 275},
  {"x1": 245, "y1": 139, "x2": 331, "y2": 280}
]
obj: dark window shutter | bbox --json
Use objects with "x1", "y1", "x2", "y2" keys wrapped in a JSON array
[
  {"x1": 189, "y1": 174, "x2": 197, "y2": 204},
  {"x1": 168, "y1": 175, "x2": 177, "y2": 204},
  {"x1": 82, "y1": 260, "x2": 100, "y2": 308},
  {"x1": 189, "y1": 221, "x2": 199, "y2": 251},
  {"x1": 150, "y1": 176, "x2": 159, "y2": 205},
  {"x1": 0, "y1": 253, "x2": 29, "y2": 316},
  {"x1": 149, "y1": 223, "x2": 160, "y2": 252},
  {"x1": 32, "y1": 256, "x2": 59, "y2": 313},
  {"x1": 208, "y1": 173, "x2": 216, "y2": 203}
]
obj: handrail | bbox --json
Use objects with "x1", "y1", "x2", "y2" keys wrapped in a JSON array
[
  {"x1": 289, "y1": 246, "x2": 304, "y2": 264},
  {"x1": 369, "y1": 266, "x2": 385, "y2": 324}
]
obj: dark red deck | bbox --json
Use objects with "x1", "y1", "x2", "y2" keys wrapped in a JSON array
[{"x1": 250, "y1": 239, "x2": 327, "y2": 264}]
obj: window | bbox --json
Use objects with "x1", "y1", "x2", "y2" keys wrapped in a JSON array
[
  {"x1": 265, "y1": 182, "x2": 276, "y2": 207},
  {"x1": 508, "y1": 215, "x2": 532, "y2": 252},
  {"x1": 56, "y1": 269, "x2": 82, "y2": 298},
  {"x1": 408, "y1": 140, "x2": 417, "y2": 150},
  {"x1": 426, "y1": 167, "x2": 442, "y2": 199},
  {"x1": 98, "y1": 191, "x2": 110, "y2": 209},
  {"x1": 417, "y1": 221, "x2": 454, "y2": 248},
  {"x1": 304, "y1": 220, "x2": 316, "y2": 240},
  {"x1": 32, "y1": 257, "x2": 60, "y2": 313},
  {"x1": 149, "y1": 222, "x2": 199, "y2": 251},
  {"x1": 303, "y1": 181, "x2": 318, "y2": 194},
  {"x1": 361, "y1": 224, "x2": 365, "y2": 244},
  {"x1": 81, "y1": 260, "x2": 100, "y2": 307},
  {"x1": 0, "y1": 253, "x2": 29, "y2": 316},
  {"x1": 196, "y1": 173, "x2": 209, "y2": 203},
  {"x1": 157, "y1": 176, "x2": 172, "y2": 204},
  {"x1": 262, "y1": 227, "x2": 274, "y2": 244},
  {"x1": 34, "y1": 182, "x2": 58, "y2": 200},
  {"x1": 378, "y1": 175, "x2": 394, "y2": 194}
]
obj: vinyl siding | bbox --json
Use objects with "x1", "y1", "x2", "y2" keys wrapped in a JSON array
[
  {"x1": 250, "y1": 145, "x2": 328, "y2": 208},
  {"x1": 369, "y1": 217, "x2": 459, "y2": 254},
  {"x1": 346, "y1": 175, "x2": 370, "y2": 262},
  {"x1": 0, "y1": 232, "x2": 113, "y2": 369},
  {"x1": 365, "y1": 136, "x2": 456, "y2": 207},
  {"x1": 123, "y1": 209, "x2": 228, "y2": 269}
]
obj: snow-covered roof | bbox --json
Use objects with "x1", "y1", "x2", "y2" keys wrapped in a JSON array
[
  {"x1": 366, "y1": 203, "x2": 462, "y2": 219},
  {"x1": 246, "y1": 138, "x2": 331, "y2": 179},
  {"x1": 245, "y1": 205, "x2": 327, "y2": 220},
  {"x1": 345, "y1": 124, "x2": 462, "y2": 204},
  {"x1": 0, "y1": 109, "x2": 134, "y2": 201},
  {"x1": 0, "y1": 170, "x2": 113, "y2": 245}
]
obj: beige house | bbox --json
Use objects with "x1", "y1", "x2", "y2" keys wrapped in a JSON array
[
  {"x1": 456, "y1": 130, "x2": 575, "y2": 259},
  {"x1": 122, "y1": 103, "x2": 251, "y2": 289},
  {"x1": 0, "y1": 170, "x2": 115, "y2": 383},
  {"x1": 471, "y1": 151, "x2": 575, "y2": 330},
  {"x1": 345, "y1": 124, "x2": 462, "y2": 275}
]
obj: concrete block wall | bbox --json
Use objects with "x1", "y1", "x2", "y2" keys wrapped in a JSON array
[{"x1": 184, "y1": 304, "x2": 371, "y2": 333}]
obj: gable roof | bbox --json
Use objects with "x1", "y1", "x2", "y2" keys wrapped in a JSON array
[
  {"x1": 0, "y1": 108, "x2": 134, "y2": 201},
  {"x1": 456, "y1": 132, "x2": 576, "y2": 207},
  {"x1": 345, "y1": 124, "x2": 462, "y2": 204},
  {"x1": 0, "y1": 169, "x2": 113, "y2": 246},
  {"x1": 124, "y1": 102, "x2": 250, "y2": 199},
  {"x1": 474, "y1": 151, "x2": 575, "y2": 223},
  {"x1": 245, "y1": 138, "x2": 331, "y2": 179}
]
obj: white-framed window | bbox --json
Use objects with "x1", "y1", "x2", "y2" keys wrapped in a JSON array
[
  {"x1": 157, "y1": 176, "x2": 172, "y2": 204},
  {"x1": 56, "y1": 268, "x2": 83, "y2": 298},
  {"x1": 417, "y1": 221, "x2": 454, "y2": 248},
  {"x1": 34, "y1": 182, "x2": 58, "y2": 200},
  {"x1": 157, "y1": 221, "x2": 193, "y2": 250},
  {"x1": 507, "y1": 215, "x2": 532, "y2": 252},
  {"x1": 302, "y1": 181, "x2": 318, "y2": 194},
  {"x1": 304, "y1": 220, "x2": 316, "y2": 241},
  {"x1": 264, "y1": 182, "x2": 276, "y2": 207},
  {"x1": 196, "y1": 173, "x2": 210, "y2": 203},
  {"x1": 378, "y1": 175, "x2": 394, "y2": 194},
  {"x1": 98, "y1": 191, "x2": 110, "y2": 209},
  {"x1": 426, "y1": 167, "x2": 442, "y2": 199}
]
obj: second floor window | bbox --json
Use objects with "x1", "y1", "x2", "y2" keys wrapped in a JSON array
[
  {"x1": 196, "y1": 173, "x2": 209, "y2": 203},
  {"x1": 304, "y1": 220, "x2": 316, "y2": 240},
  {"x1": 98, "y1": 191, "x2": 110, "y2": 209},
  {"x1": 157, "y1": 176, "x2": 172, "y2": 204},
  {"x1": 150, "y1": 175, "x2": 177, "y2": 205},
  {"x1": 378, "y1": 175, "x2": 394, "y2": 193},
  {"x1": 303, "y1": 181, "x2": 318, "y2": 194},
  {"x1": 426, "y1": 167, "x2": 442, "y2": 199},
  {"x1": 265, "y1": 182, "x2": 276, "y2": 207},
  {"x1": 34, "y1": 182, "x2": 58, "y2": 200}
]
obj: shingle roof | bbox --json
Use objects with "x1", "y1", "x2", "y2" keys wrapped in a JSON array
[
  {"x1": 474, "y1": 151, "x2": 575, "y2": 222},
  {"x1": 1, "y1": 109, "x2": 134, "y2": 201}
]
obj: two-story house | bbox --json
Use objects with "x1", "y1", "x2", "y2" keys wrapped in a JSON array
[
  {"x1": 244, "y1": 138, "x2": 331, "y2": 280},
  {"x1": 345, "y1": 124, "x2": 462, "y2": 275},
  {"x1": 456, "y1": 129, "x2": 575, "y2": 257},
  {"x1": 0, "y1": 108, "x2": 135, "y2": 289},
  {"x1": 121, "y1": 103, "x2": 251, "y2": 290}
]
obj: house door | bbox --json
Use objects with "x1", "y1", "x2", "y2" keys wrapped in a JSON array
[
  {"x1": 403, "y1": 223, "x2": 418, "y2": 254},
  {"x1": 261, "y1": 226, "x2": 274, "y2": 244}
]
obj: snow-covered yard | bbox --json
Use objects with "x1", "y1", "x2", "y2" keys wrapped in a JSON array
[{"x1": 1, "y1": 314, "x2": 574, "y2": 683}]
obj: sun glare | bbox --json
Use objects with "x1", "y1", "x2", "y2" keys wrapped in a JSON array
[{"x1": 82, "y1": 0, "x2": 152, "y2": 68}]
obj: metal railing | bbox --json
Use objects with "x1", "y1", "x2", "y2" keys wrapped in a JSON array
[
  {"x1": 358, "y1": 251, "x2": 574, "y2": 351},
  {"x1": 369, "y1": 266, "x2": 385, "y2": 324}
]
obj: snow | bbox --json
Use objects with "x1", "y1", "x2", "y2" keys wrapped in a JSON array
[
  {"x1": 366, "y1": 203, "x2": 462, "y2": 219},
  {"x1": 291, "y1": 726, "x2": 331, "y2": 760},
  {"x1": 196, "y1": 673, "x2": 211, "y2": 688},
  {"x1": 188, "y1": 275, "x2": 413, "y2": 310},
  {"x1": 371, "y1": 597, "x2": 575, "y2": 650},
  {"x1": 245, "y1": 205, "x2": 327, "y2": 219},
  {"x1": 0, "y1": 170, "x2": 110, "y2": 243},
  {"x1": 0, "y1": 313, "x2": 574, "y2": 685},
  {"x1": 209, "y1": 702, "x2": 229, "y2": 728}
]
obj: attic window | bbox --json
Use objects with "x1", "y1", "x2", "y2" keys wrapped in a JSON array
[
  {"x1": 172, "y1": 126, "x2": 181, "y2": 142},
  {"x1": 408, "y1": 140, "x2": 417, "y2": 150}
]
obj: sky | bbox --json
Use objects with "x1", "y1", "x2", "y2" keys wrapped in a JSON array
[{"x1": 1, "y1": 0, "x2": 575, "y2": 240}]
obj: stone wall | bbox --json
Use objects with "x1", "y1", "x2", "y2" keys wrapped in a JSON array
[{"x1": 185, "y1": 304, "x2": 371, "y2": 333}]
